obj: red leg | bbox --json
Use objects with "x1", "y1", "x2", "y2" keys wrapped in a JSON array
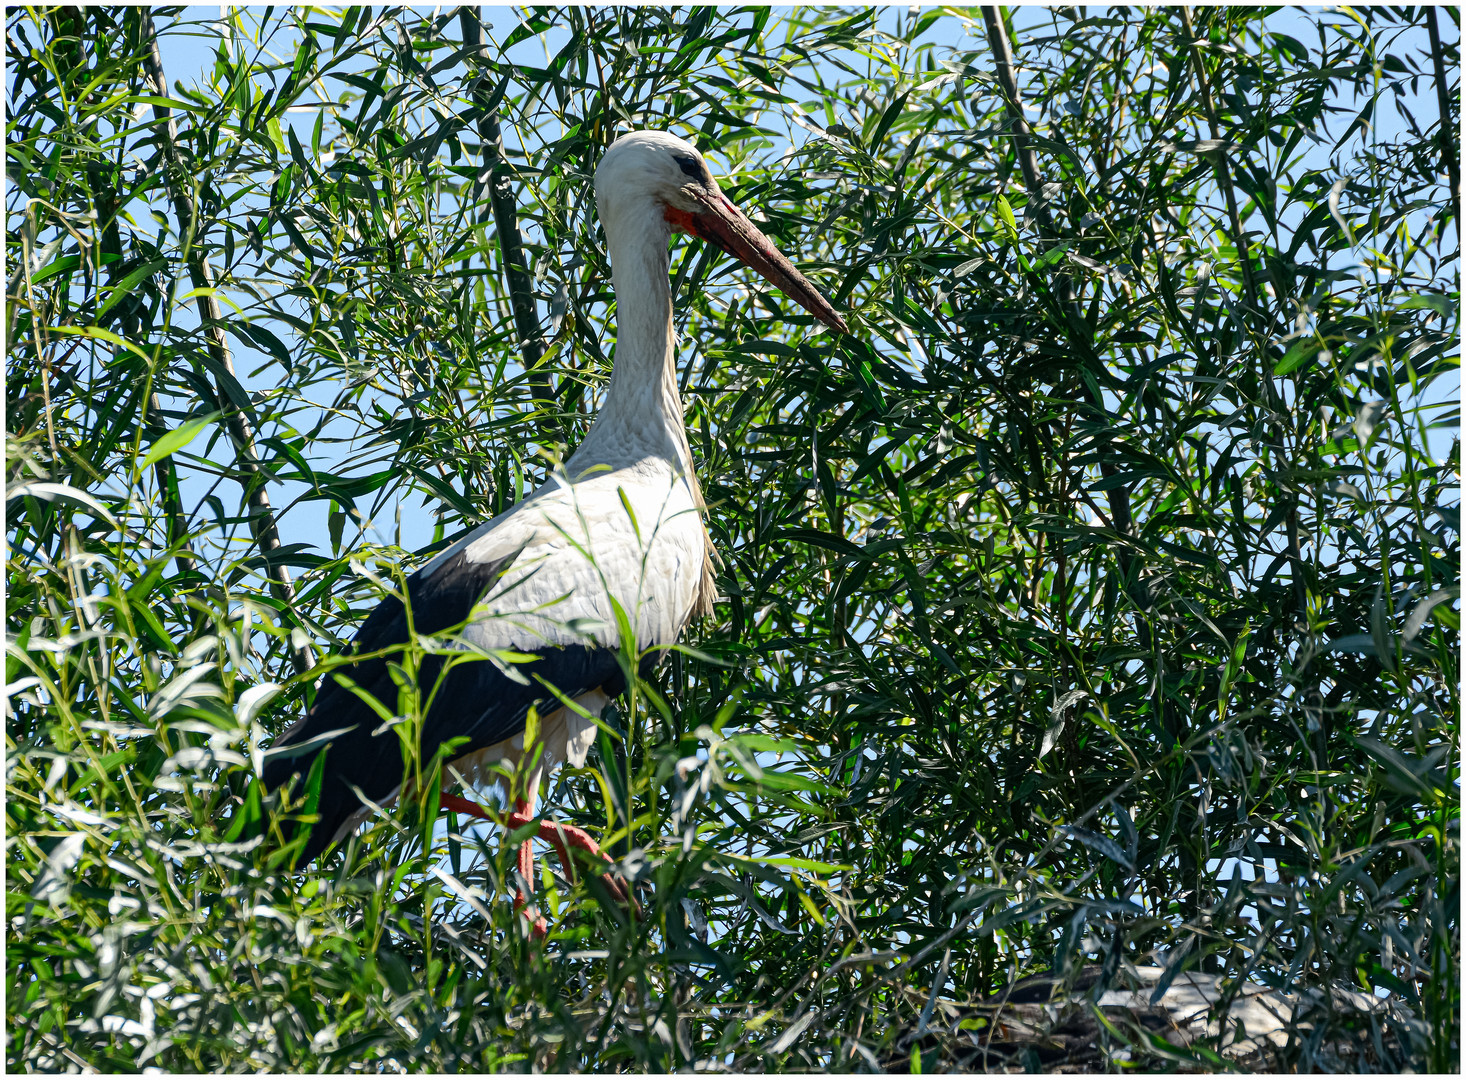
[
  {"x1": 509, "y1": 800, "x2": 634, "y2": 914},
  {"x1": 517, "y1": 836, "x2": 535, "y2": 893},
  {"x1": 538, "y1": 820, "x2": 637, "y2": 914},
  {"x1": 505, "y1": 798, "x2": 573, "y2": 869},
  {"x1": 507, "y1": 799, "x2": 548, "y2": 938},
  {"x1": 539, "y1": 820, "x2": 612, "y2": 867},
  {"x1": 503, "y1": 797, "x2": 535, "y2": 831},
  {"x1": 441, "y1": 791, "x2": 636, "y2": 920},
  {"x1": 441, "y1": 792, "x2": 546, "y2": 936},
  {"x1": 439, "y1": 792, "x2": 497, "y2": 821},
  {"x1": 514, "y1": 836, "x2": 547, "y2": 938}
]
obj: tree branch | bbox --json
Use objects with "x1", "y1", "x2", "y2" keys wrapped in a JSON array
[
  {"x1": 138, "y1": 9, "x2": 312, "y2": 676},
  {"x1": 981, "y1": 6, "x2": 1152, "y2": 617},
  {"x1": 458, "y1": 8, "x2": 555, "y2": 441},
  {"x1": 1426, "y1": 6, "x2": 1460, "y2": 225},
  {"x1": 1181, "y1": 6, "x2": 1307, "y2": 614},
  {"x1": 1178, "y1": 7, "x2": 1258, "y2": 316},
  {"x1": 981, "y1": 8, "x2": 1058, "y2": 241}
]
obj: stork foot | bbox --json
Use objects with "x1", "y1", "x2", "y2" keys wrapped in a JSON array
[
  {"x1": 439, "y1": 792, "x2": 638, "y2": 922},
  {"x1": 506, "y1": 807, "x2": 640, "y2": 920},
  {"x1": 516, "y1": 902, "x2": 549, "y2": 940},
  {"x1": 440, "y1": 792, "x2": 499, "y2": 822},
  {"x1": 540, "y1": 819, "x2": 641, "y2": 919}
]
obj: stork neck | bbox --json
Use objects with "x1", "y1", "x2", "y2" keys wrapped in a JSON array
[{"x1": 574, "y1": 213, "x2": 690, "y2": 475}]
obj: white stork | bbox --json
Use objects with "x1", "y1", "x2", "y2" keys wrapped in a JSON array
[{"x1": 262, "y1": 130, "x2": 847, "y2": 927}]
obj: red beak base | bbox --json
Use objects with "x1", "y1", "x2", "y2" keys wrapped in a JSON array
[{"x1": 666, "y1": 199, "x2": 849, "y2": 334}]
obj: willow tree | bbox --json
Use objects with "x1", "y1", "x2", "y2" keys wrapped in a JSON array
[{"x1": 7, "y1": 5, "x2": 1457, "y2": 1071}]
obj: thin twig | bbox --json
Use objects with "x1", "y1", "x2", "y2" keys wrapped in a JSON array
[
  {"x1": 1181, "y1": 6, "x2": 1306, "y2": 615},
  {"x1": 458, "y1": 8, "x2": 555, "y2": 441},
  {"x1": 1178, "y1": 7, "x2": 1258, "y2": 315},
  {"x1": 981, "y1": 6, "x2": 1152, "y2": 616},
  {"x1": 138, "y1": 9, "x2": 312, "y2": 675},
  {"x1": 1425, "y1": 7, "x2": 1459, "y2": 224},
  {"x1": 83, "y1": 156, "x2": 201, "y2": 583}
]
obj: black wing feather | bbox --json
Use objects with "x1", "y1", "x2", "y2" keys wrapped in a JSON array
[{"x1": 263, "y1": 546, "x2": 627, "y2": 864}]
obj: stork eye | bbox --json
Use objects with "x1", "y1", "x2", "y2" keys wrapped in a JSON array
[{"x1": 672, "y1": 153, "x2": 704, "y2": 181}]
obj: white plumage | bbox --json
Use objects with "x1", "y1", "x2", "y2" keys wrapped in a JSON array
[
  {"x1": 263, "y1": 130, "x2": 846, "y2": 909},
  {"x1": 438, "y1": 466, "x2": 705, "y2": 785}
]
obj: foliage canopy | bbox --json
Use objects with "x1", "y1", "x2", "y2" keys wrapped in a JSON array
[{"x1": 6, "y1": 4, "x2": 1459, "y2": 1071}]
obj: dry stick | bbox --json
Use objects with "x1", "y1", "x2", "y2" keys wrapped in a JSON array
[
  {"x1": 138, "y1": 11, "x2": 312, "y2": 676},
  {"x1": 458, "y1": 8, "x2": 555, "y2": 442},
  {"x1": 1180, "y1": 7, "x2": 1307, "y2": 617},
  {"x1": 981, "y1": 7, "x2": 1152, "y2": 617},
  {"x1": 1426, "y1": 6, "x2": 1460, "y2": 224}
]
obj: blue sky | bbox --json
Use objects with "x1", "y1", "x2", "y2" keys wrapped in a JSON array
[{"x1": 119, "y1": 6, "x2": 1458, "y2": 565}]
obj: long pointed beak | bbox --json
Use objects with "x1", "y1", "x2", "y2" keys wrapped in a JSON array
[{"x1": 666, "y1": 195, "x2": 849, "y2": 334}]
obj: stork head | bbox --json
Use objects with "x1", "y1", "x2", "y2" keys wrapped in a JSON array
[{"x1": 595, "y1": 130, "x2": 848, "y2": 333}]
